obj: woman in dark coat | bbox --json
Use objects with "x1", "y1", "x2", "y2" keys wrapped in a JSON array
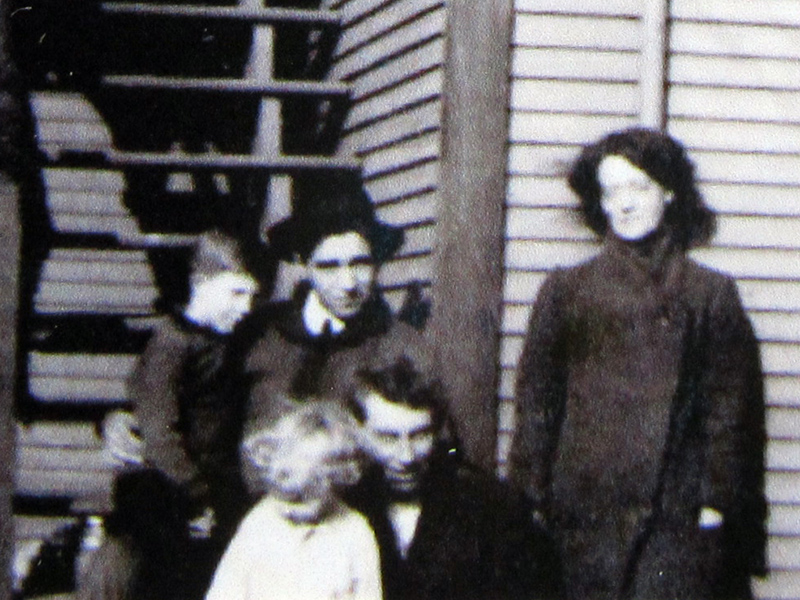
[{"x1": 509, "y1": 128, "x2": 767, "y2": 600}]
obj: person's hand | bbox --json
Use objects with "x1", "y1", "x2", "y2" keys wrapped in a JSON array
[
  {"x1": 189, "y1": 507, "x2": 217, "y2": 539},
  {"x1": 102, "y1": 410, "x2": 143, "y2": 467},
  {"x1": 698, "y1": 506, "x2": 724, "y2": 529}
]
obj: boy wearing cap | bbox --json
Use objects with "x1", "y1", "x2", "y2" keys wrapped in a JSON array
[
  {"x1": 240, "y1": 177, "x2": 425, "y2": 449},
  {"x1": 131, "y1": 230, "x2": 258, "y2": 541},
  {"x1": 105, "y1": 230, "x2": 258, "y2": 598}
]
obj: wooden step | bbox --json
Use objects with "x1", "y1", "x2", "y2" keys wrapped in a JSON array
[
  {"x1": 102, "y1": 74, "x2": 351, "y2": 98},
  {"x1": 46, "y1": 149, "x2": 361, "y2": 173},
  {"x1": 28, "y1": 352, "x2": 137, "y2": 405},
  {"x1": 15, "y1": 422, "x2": 114, "y2": 510},
  {"x1": 35, "y1": 248, "x2": 158, "y2": 316},
  {"x1": 101, "y1": 3, "x2": 340, "y2": 27}
]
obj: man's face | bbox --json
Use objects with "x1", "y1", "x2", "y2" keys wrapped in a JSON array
[
  {"x1": 597, "y1": 154, "x2": 673, "y2": 241},
  {"x1": 189, "y1": 272, "x2": 258, "y2": 334},
  {"x1": 306, "y1": 232, "x2": 375, "y2": 319},
  {"x1": 358, "y1": 390, "x2": 436, "y2": 496}
]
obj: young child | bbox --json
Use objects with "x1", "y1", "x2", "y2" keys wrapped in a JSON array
[
  {"x1": 104, "y1": 229, "x2": 259, "y2": 598},
  {"x1": 205, "y1": 402, "x2": 382, "y2": 600}
]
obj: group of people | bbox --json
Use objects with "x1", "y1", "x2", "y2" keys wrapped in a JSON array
[{"x1": 77, "y1": 127, "x2": 767, "y2": 600}]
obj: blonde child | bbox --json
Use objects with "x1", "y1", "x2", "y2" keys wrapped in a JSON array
[{"x1": 206, "y1": 402, "x2": 382, "y2": 600}]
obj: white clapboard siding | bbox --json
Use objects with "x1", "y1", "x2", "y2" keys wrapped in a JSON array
[
  {"x1": 334, "y1": 8, "x2": 446, "y2": 79},
  {"x1": 501, "y1": 0, "x2": 645, "y2": 466},
  {"x1": 28, "y1": 352, "x2": 137, "y2": 404},
  {"x1": 328, "y1": 0, "x2": 447, "y2": 292},
  {"x1": 31, "y1": 92, "x2": 113, "y2": 158},
  {"x1": 503, "y1": 2, "x2": 800, "y2": 597},
  {"x1": 15, "y1": 422, "x2": 114, "y2": 508},
  {"x1": 514, "y1": 0, "x2": 640, "y2": 15},
  {"x1": 32, "y1": 95, "x2": 145, "y2": 240},
  {"x1": 34, "y1": 249, "x2": 157, "y2": 315}
]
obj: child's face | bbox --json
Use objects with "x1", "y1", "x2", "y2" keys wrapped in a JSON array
[
  {"x1": 189, "y1": 272, "x2": 258, "y2": 334},
  {"x1": 268, "y1": 433, "x2": 339, "y2": 524}
]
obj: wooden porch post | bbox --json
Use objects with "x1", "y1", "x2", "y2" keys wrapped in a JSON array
[
  {"x1": 429, "y1": 0, "x2": 514, "y2": 470},
  {"x1": 0, "y1": 3, "x2": 25, "y2": 597}
]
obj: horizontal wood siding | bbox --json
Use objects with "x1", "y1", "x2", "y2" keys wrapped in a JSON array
[
  {"x1": 326, "y1": 0, "x2": 446, "y2": 310},
  {"x1": 500, "y1": 1, "x2": 641, "y2": 465},
  {"x1": 667, "y1": 3, "x2": 800, "y2": 598},
  {"x1": 502, "y1": 1, "x2": 800, "y2": 598}
]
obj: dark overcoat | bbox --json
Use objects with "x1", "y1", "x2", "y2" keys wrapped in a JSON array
[
  {"x1": 241, "y1": 285, "x2": 425, "y2": 433},
  {"x1": 509, "y1": 237, "x2": 766, "y2": 600},
  {"x1": 347, "y1": 453, "x2": 565, "y2": 600},
  {"x1": 130, "y1": 314, "x2": 248, "y2": 535}
]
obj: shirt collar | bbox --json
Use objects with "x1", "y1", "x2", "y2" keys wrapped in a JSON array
[{"x1": 302, "y1": 290, "x2": 346, "y2": 336}]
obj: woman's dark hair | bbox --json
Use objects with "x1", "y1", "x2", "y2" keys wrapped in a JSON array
[{"x1": 567, "y1": 127, "x2": 716, "y2": 248}]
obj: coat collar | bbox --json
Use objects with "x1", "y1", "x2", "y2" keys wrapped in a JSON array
[
  {"x1": 275, "y1": 281, "x2": 393, "y2": 348},
  {"x1": 601, "y1": 228, "x2": 685, "y2": 291}
]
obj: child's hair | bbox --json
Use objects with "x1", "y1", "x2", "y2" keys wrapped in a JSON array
[
  {"x1": 243, "y1": 401, "x2": 364, "y2": 490},
  {"x1": 189, "y1": 229, "x2": 248, "y2": 283}
]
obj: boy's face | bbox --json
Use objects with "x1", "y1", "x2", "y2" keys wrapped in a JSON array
[
  {"x1": 190, "y1": 272, "x2": 258, "y2": 334},
  {"x1": 306, "y1": 232, "x2": 375, "y2": 319},
  {"x1": 268, "y1": 433, "x2": 338, "y2": 524},
  {"x1": 358, "y1": 389, "x2": 436, "y2": 496},
  {"x1": 597, "y1": 154, "x2": 673, "y2": 241}
]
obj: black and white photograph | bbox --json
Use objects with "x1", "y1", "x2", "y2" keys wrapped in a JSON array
[{"x1": 1, "y1": 1, "x2": 795, "y2": 599}]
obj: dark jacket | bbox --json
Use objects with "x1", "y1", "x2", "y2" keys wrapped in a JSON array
[
  {"x1": 241, "y1": 285, "x2": 424, "y2": 433},
  {"x1": 347, "y1": 451, "x2": 564, "y2": 600},
  {"x1": 77, "y1": 469, "x2": 192, "y2": 600},
  {"x1": 509, "y1": 236, "x2": 766, "y2": 600},
  {"x1": 130, "y1": 313, "x2": 248, "y2": 533}
]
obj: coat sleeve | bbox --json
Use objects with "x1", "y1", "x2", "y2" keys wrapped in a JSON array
[
  {"x1": 132, "y1": 324, "x2": 207, "y2": 505},
  {"x1": 494, "y1": 483, "x2": 566, "y2": 599},
  {"x1": 700, "y1": 276, "x2": 767, "y2": 575},
  {"x1": 508, "y1": 271, "x2": 570, "y2": 511}
]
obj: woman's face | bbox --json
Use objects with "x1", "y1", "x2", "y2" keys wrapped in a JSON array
[{"x1": 597, "y1": 155, "x2": 673, "y2": 241}]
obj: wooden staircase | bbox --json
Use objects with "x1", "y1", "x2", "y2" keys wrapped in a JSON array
[{"x1": 10, "y1": 1, "x2": 358, "y2": 594}]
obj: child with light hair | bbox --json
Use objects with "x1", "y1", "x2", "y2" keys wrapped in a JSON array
[{"x1": 205, "y1": 401, "x2": 382, "y2": 600}]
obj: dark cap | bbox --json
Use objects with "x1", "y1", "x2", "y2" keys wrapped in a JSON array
[
  {"x1": 268, "y1": 174, "x2": 404, "y2": 264},
  {"x1": 190, "y1": 229, "x2": 248, "y2": 278}
]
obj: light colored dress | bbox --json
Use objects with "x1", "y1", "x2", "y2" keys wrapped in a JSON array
[{"x1": 205, "y1": 496, "x2": 382, "y2": 600}]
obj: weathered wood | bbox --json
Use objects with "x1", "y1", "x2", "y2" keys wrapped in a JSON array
[
  {"x1": 102, "y1": 3, "x2": 341, "y2": 26},
  {"x1": 335, "y1": 0, "x2": 442, "y2": 57},
  {"x1": 47, "y1": 150, "x2": 361, "y2": 172},
  {"x1": 333, "y1": 9, "x2": 446, "y2": 79},
  {"x1": 428, "y1": 0, "x2": 514, "y2": 469},
  {"x1": 639, "y1": 0, "x2": 668, "y2": 128},
  {"x1": 671, "y1": 22, "x2": 800, "y2": 59},
  {"x1": 0, "y1": 173, "x2": 19, "y2": 600},
  {"x1": 515, "y1": 0, "x2": 640, "y2": 15},
  {"x1": 513, "y1": 13, "x2": 639, "y2": 50},
  {"x1": 510, "y1": 79, "x2": 639, "y2": 115},
  {"x1": 344, "y1": 68, "x2": 443, "y2": 130},
  {"x1": 361, "y1": 133, "x2": 441, "y2": 179},
  {"x1": 348, "y1": 39, "x2": 445, "y2": 103},
  {"x1": 344, "y1": 99, "x2": 441, "y2": 154}
]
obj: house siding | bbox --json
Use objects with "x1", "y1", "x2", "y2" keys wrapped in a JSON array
[{"x1": 502, "y1": 1, "x2": 800, "y2": 597}]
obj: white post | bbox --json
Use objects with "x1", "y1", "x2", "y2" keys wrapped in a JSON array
[
  {"x1": 241, "y1": 3, "x2": 292, "y2": 242},
  {"x1": 640, "y1": 0, "x2": 670, "y2": 129}
]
